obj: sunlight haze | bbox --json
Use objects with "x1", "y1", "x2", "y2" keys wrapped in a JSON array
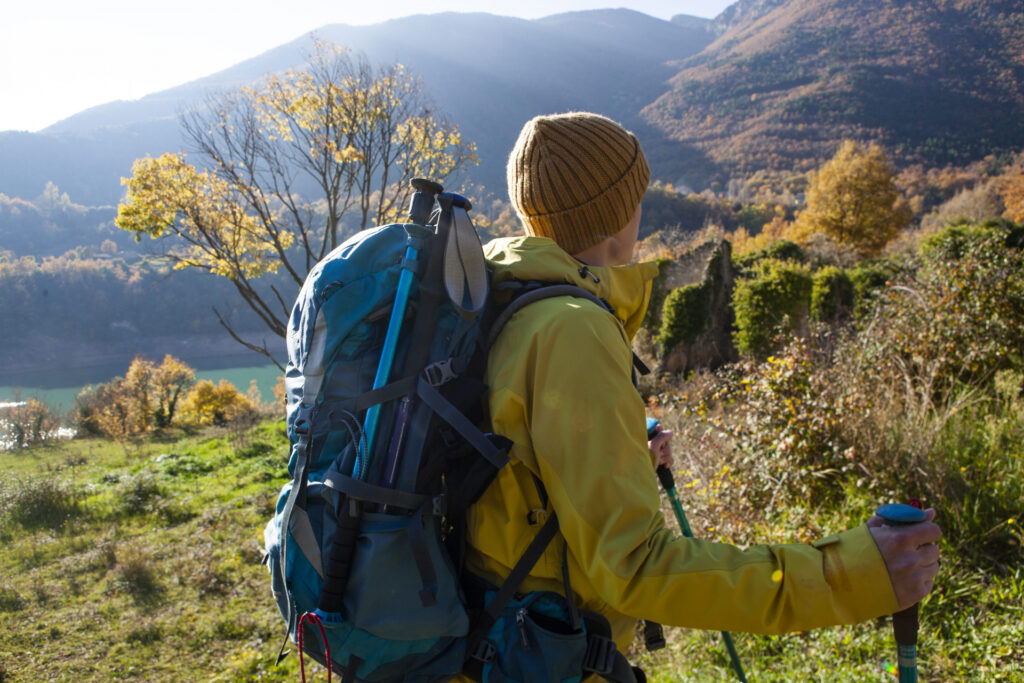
[{"x1": 0, "y1": 1, "x2": 733, "y2": 133}]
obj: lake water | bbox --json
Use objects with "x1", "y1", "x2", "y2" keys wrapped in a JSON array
[{"x1": 0, "y1": 356, "x2": 284, "y2": 415}]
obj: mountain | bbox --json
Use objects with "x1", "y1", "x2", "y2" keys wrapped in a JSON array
[
  {"x1": 708, "y1": 0, "x2": 788, "y2": 35},
  {"x1": 643, "y1": 0, "x2": 1024, "y2": 182},
  {"x1": 669, "y1": 14, "x2": 713, "y2": 32},
  {"x1": 4, "y1": 2, "x2": 1023, "y2": 207},
  {"x1": 0, "y1": 10, "x2": 713, "y2": 205}
]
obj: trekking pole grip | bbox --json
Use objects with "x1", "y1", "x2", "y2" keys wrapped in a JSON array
[
  {"x1": 318, "y1": 499, "x2": 362, "y2": 616},
  {"x1": 408, "y1": 178, "x2": 443, "y2": 225},
  {"x1": 876, "y1": 502, "x2": 927, "y2": 683},
  {"x1": 656, "y1": 464, "x2": 675, "y2": 491}
]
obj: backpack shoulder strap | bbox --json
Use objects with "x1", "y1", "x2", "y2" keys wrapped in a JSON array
[
  {"x1": 486, "y1": 281, "x2": 650, "y2": 382},
  {"x1": 486, "y1": 281, "x2": 611, "y2": 349}
]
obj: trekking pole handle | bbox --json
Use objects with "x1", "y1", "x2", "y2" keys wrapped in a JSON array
[
  {"x1": 876, "y1": 502, "x2": 927, "y2": 683},
  {"x1": 408, "y1": 178, "x2": 443, "y2": 225},
  {"x1": 317, "y1": 499, "x2": 363, "y2": 617}
]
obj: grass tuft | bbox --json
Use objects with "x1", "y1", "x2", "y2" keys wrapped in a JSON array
[{"x1": 0, "y1": 586, "x2": 25, "y2": 613}]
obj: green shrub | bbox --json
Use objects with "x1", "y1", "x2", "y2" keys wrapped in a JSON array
[
  {"x1": 734, "y1": 238, "x2": 805, "y2": 270},
  {"x1": 658, "y1": 281, "x2": 711, "y2": 351},
  {"x1": 0, "y1": 586, "x2": 25, "y2": 612},
  {"x1": 810, "y1": 265, "x2": 854, "y2": 322},
  {"x1": 764, "y1": 239, "x2": 806, "y2": 263},
  {"x1": 732, "y1": 260, "x2": 812, "y2": 356},
  {"x1": 703, "y1": 343, "x2": 852, "y2": 504},
  {"x1": 114, "y1": 473, "x2": 165, "y2": 517},
  {"x1": 0, "y1": 477, "x2": 79, "y2": 530},
  {"x1": 641, "y1": 258, "x2": 672, "y2": 329},
  {"x1": 918, "y1": 219, "x2": 1007, "y2": 260},
  {"x1": 847, "y1": 260, "x2": 897, "y2": 315},
  {"x1": 871, "y1": 221, "x2": 1024, "y2": 383}
]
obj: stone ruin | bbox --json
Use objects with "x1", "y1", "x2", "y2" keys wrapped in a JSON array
[{"x1": 643, "y1": 239, "x2": 738, "y2": 376}]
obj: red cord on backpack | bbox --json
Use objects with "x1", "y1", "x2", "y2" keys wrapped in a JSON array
[{"x1": 297, "y1": 611, "x2": 332, "y2": 683}]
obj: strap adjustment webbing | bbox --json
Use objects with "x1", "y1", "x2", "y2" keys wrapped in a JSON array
[{"x1": 583, "y1": 634, "x2": 617, "y2": 676}]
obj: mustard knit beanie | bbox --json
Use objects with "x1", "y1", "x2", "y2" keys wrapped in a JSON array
[{"x1": 506, "y1": 112, "x2": 650, "y2": 255}]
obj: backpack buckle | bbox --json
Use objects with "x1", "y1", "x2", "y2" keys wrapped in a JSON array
[
  {"x1": 432, "y1": 494, "x2": 447, "y2": 517},
  {"x1": 643, "y1": 620, "x2": 666, "y2": 651},
  {"x1": 293, "y1": 403, "x2": 315, "y2": 437},
  {"x1": 470, "y1": 639, "x2": 497, "y2": 664},
  {"x1": 424, "y1": 359, "x2": 458, "y2": 386},
  {"x1": 582, "y1": 634, "x2": 616, "y2": 676}
]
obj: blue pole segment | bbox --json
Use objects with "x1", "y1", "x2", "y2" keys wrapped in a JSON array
[{"x1": 355, "y1": 243, "x2": 418, "y2": 480}]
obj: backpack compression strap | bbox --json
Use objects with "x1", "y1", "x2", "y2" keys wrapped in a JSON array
[
  {"x1": 462, "y1": 475, "x2": 640, "y2": 683},
  {"x1": 277, "y1": 312, "x2": 331, "y2": 631}
]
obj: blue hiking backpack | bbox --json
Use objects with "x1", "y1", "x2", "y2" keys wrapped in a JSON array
[{"x1": 263, "y1": 179, "x2": 647, "y2": 683}]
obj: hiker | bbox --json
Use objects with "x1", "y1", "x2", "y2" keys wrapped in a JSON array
[{"x1": 462, "y1": 112, "x2": 942, "y2": 664}]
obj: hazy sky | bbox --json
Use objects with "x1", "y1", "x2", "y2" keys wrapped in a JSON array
[{"x1": 0, "y1": 1, "x2": 734, "y2": 133}]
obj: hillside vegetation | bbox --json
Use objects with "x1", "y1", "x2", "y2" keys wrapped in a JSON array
[
  {"x1": 645, "y1": 0, "x2": 1024, "y2": 185},
  {"x1": 2, "y1": 216, "x2": 1022, "y2": 681}
]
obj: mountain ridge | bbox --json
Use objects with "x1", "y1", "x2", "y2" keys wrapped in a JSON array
[
  {"x1": 2, "y1": 9, "x2": 712, "y2": 204},
  {"x1": 2, "y1": 1, "x2": 1023, "y2": 205},
  {"x1": 643, "y1": 0, "x2": 1024, "y2": 181}
]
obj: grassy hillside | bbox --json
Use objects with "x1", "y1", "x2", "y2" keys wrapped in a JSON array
[
  {"x1": 0, "y1": 422, "x2": 299, "y2": 681},
  {"x1": 3, "y1": 293, "x2": 1022, "y2": 682},
  {"x1": 2, "y1": 214, "x2": 1022, "y2": 680},
  {"x1": 645, "y1": 0, "x2": 1024, "y2": 185},
  {"x1": 1, "y1": 419, "x2": 1018, "y2": 680}
]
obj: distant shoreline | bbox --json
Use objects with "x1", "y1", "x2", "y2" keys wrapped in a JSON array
[{"x1": 0, "y1": 331, "x2": 284, "y2": 388}]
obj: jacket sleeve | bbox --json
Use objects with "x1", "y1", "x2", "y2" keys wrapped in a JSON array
[{"x1": 510, "y1": 302, "x2": 899, "y2": 634}]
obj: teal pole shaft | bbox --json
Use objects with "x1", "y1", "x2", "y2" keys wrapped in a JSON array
[
  {"x1": 356, "y1": 243, "x2": 418, "y2": 480},
  {"x1": 657, "y1": 466, "x2": 748, "y2": 683}
]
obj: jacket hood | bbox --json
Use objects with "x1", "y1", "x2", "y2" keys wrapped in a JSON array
[{"x1": 483, "y1": 235, "x2": 659, "y2": 339}]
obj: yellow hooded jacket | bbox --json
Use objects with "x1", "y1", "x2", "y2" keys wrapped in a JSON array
[{"x1": 464, "y1": 235, "x2": 898, "y2": 654}]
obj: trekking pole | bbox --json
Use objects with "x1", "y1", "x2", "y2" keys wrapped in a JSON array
[
  {"x1": 876, "y1": 502, "x2": 927, "y2": 683},
  {"x1": 377, "y1": 179, "x2": 445, "y2": 501},
  {"x1": 357, "y1": 179, "x2": 442, "y2": 479},
  {"x1": 650, "y1": 420, "x2": 747, "y2": 683},
  {"x1": 379, "y1": 187, "x2": 476, "y2": 500}
]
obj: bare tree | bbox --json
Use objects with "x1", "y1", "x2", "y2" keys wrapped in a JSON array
[{"x1": 117, "y1": 39, "x2": 477, "y2": 364}]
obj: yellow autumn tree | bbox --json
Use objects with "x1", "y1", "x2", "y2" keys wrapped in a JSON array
[
  {"x1": 123, "y1": 357, "x2": 156, "y2": 433},
  {"x1": 91, "y1": 355, "x2": 198, "y2": 435},
  {"x1": 180, "y1": 379, "x2": 255, "y2": 426},
  {"x1": 116, "y1": 39, "x2": 477, "y2": 361},
  {"x1": 152, "y1": 355, "x2": 197, "y2": 427},
  {"x1": 1000, "y1": 168, "x2": 1024, "y2": 223},
  {"x1": 792, "y1": 140, "x2": 912, "y2": 258}
]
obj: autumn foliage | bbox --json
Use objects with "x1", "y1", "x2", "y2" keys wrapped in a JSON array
[
  {"x1": 115, "y1": 40, "x2": 476, "y2": 359},
  {"x1": 791, "y1": 140, "x2": 912, "y2": 257},
  {"x1": 73, "y1": 355, "x2": 267, "y2": 441},
  {"x1": 178, "y1": 380, "x2": 255, "y2": 427}
]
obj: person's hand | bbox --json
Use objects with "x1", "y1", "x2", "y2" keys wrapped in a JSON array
[
  {"x1": 867, "y1": 508, "x2": 942, "y2": 610},
  {"x1": 649, "y1": 426, "x2": 674, "y2": 470}
]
